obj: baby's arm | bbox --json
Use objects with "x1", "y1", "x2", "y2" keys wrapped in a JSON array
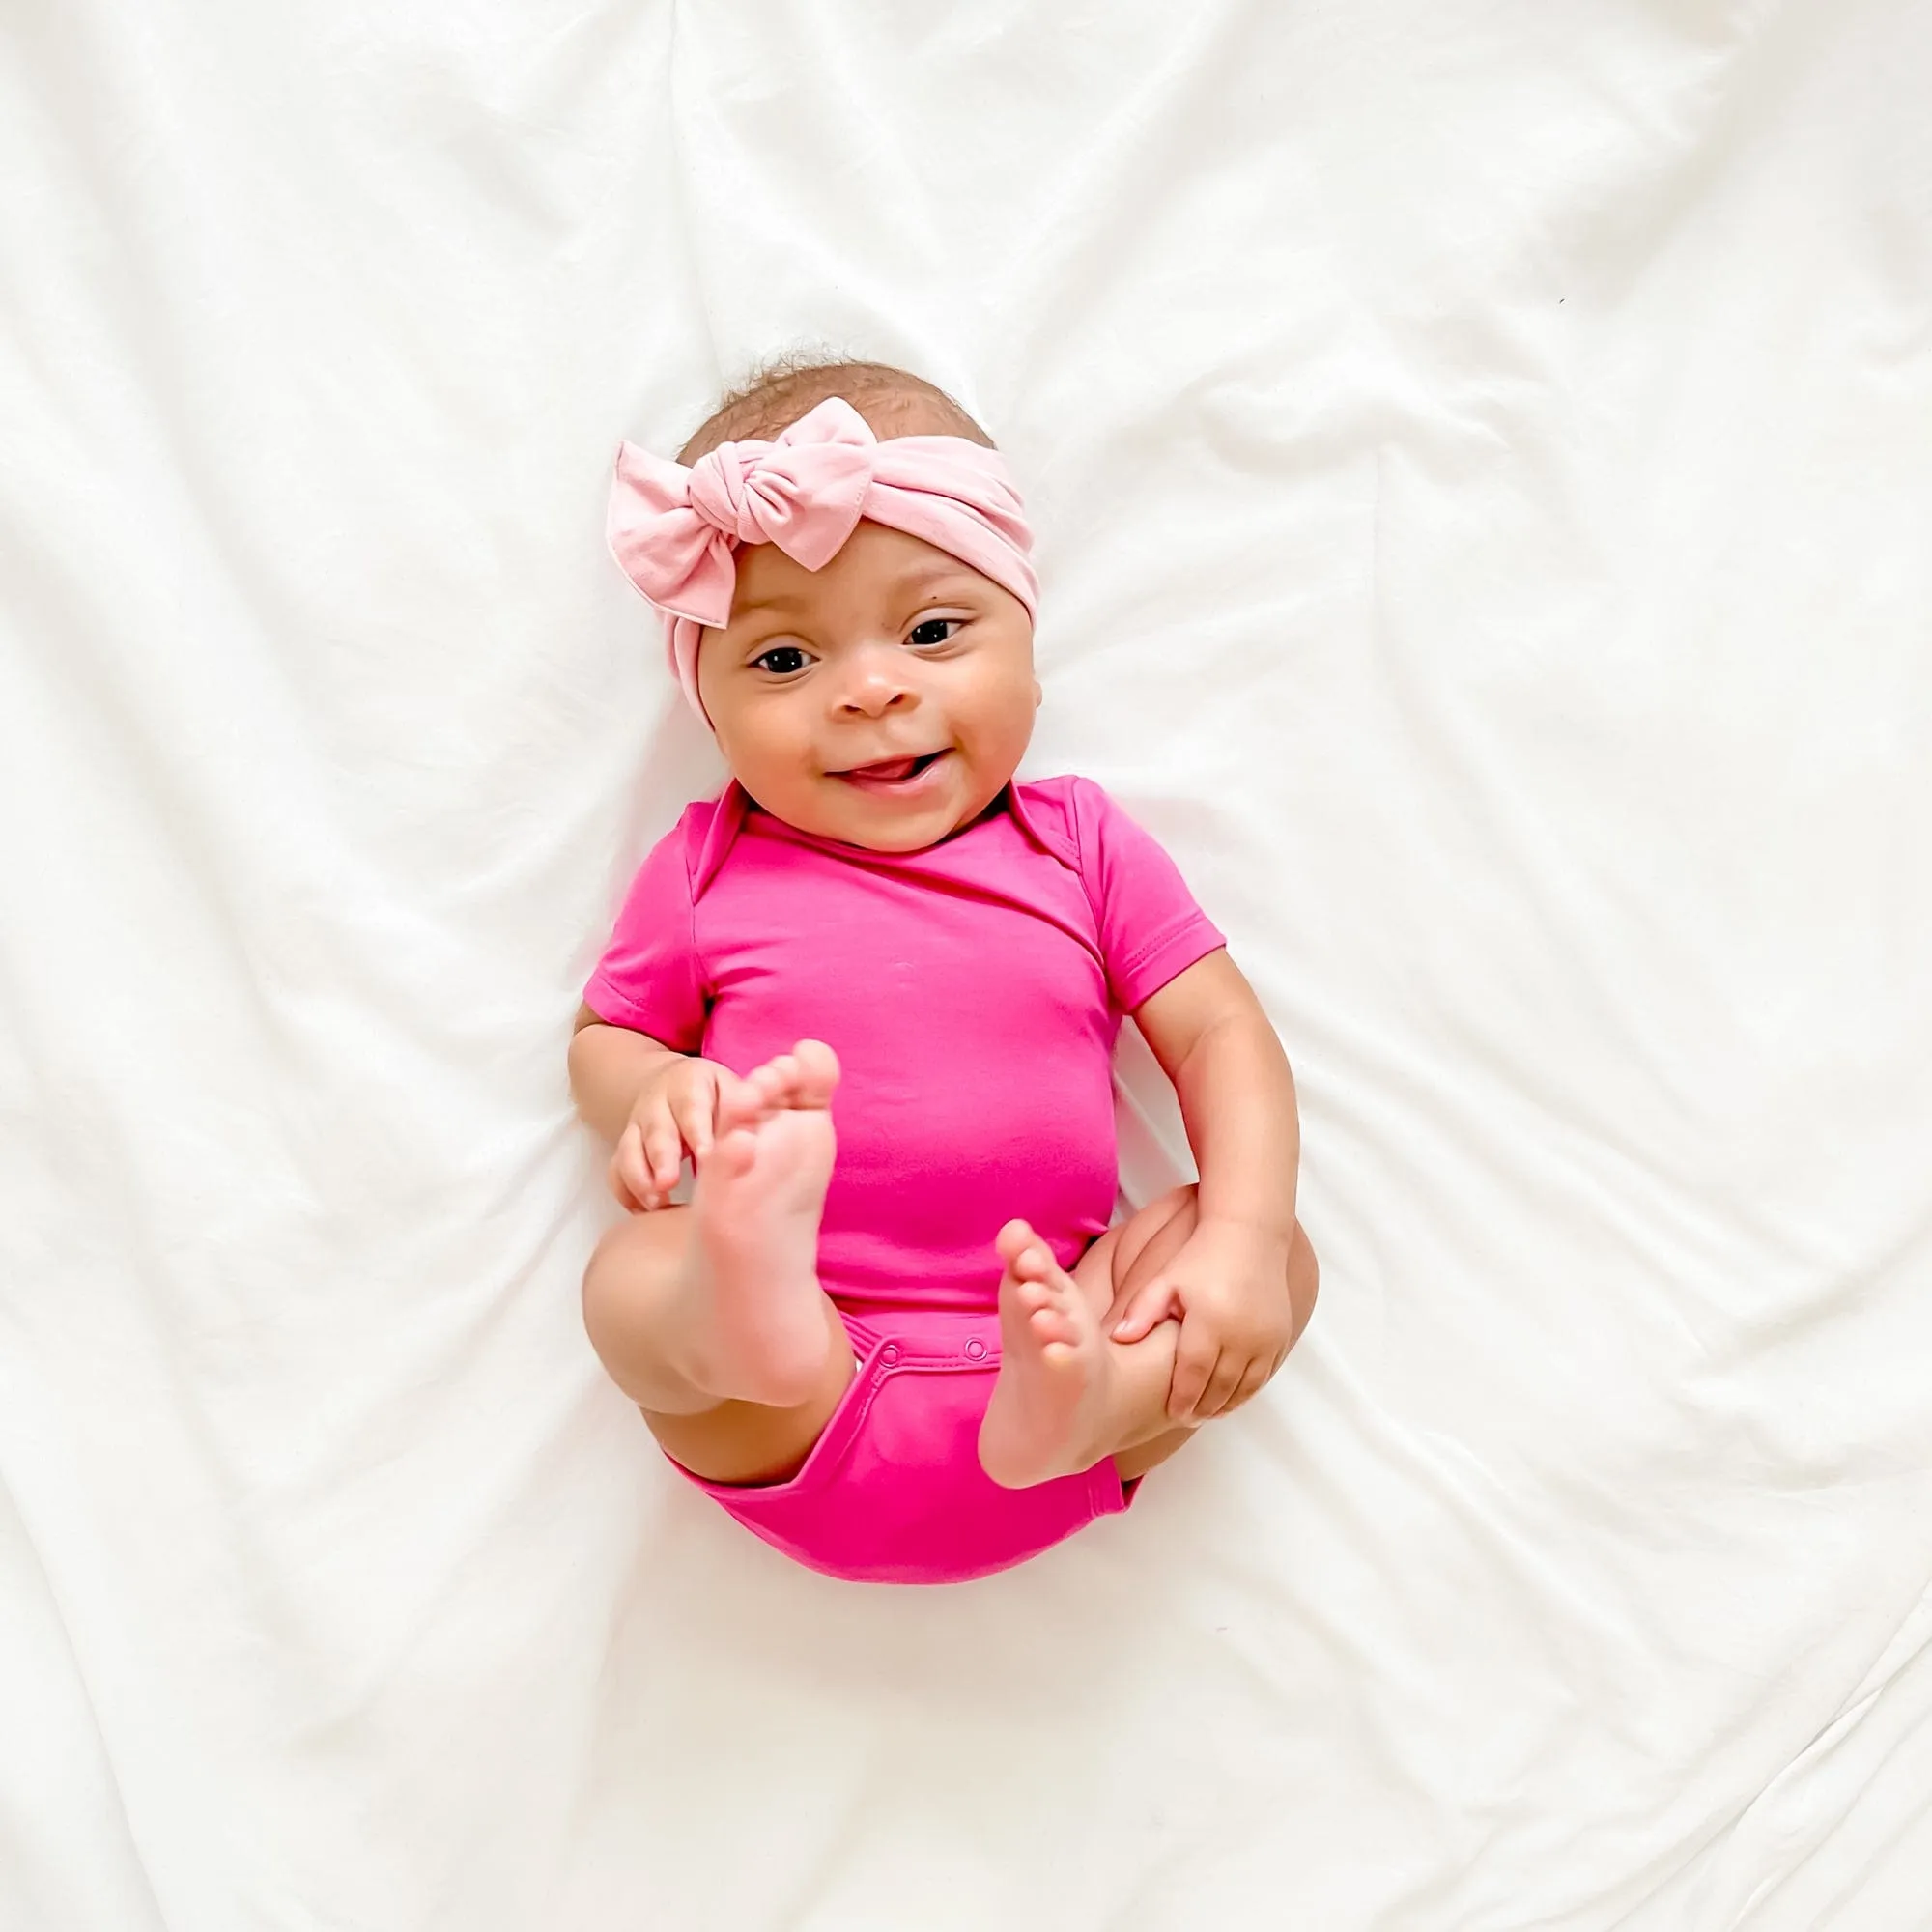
[
  {"x1": 569, "y1": 1008, "x2": 735, "y2": 1211},
  {"x1": 1110, "y1": 951, "x2": 1302, "y2": 1420}
]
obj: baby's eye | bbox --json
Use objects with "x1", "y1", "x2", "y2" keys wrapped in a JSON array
[
  {"x1": 753, "y1": 645, "x2": 810, "y2": 676},
  {"x1": 906, "y1": 617, "x2": 963, "y2": 648}
]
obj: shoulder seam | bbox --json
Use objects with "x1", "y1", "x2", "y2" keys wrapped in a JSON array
[
  {"x1": 1064, "y1": 774, "x2": 1086, "y2": 861},
  {"x1": 680, "y1": 804, "x2": 709, "y2": 1010},
  {"x1": 1061, "y1": 776, "x2": 1106, "y2": 932},
  {"x1": 1010, "y1": 773, "x2": 1085, "y2": 871}
]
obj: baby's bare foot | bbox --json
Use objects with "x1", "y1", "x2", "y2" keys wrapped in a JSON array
[
  {"x1": 673, "y1": 1040, "x2": 839, "y2": 1407},
  {"x1": 978, "y1": 1220, "x2": 1118, "y2": 1489}
]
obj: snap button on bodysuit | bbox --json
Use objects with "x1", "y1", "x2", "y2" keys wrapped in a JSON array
[
  {"x1": 880, "y1": 1344, "x2": 901, "y2": 1365},
  {"x1": 965, "y1": 1338, "x2": 987, "y2": 1361}
]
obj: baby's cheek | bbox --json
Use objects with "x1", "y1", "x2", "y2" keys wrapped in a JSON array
[
  {"x1": 723, "y1": 717, "x2": 811, "y2": 790},
  {"x1": 964, "y1": 685, "x2": 1037, "y2": 782}
]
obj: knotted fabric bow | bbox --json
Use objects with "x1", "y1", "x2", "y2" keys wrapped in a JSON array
[{"x1": 607, "y1": 396, "x2": 1039, "y2": 720}]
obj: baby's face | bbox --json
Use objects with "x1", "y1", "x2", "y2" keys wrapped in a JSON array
[{"x1": 696, "y1": 521, "x2": 1040, "y2": 853}]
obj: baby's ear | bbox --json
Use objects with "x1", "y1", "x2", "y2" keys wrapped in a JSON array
[{"x1": 1032, "y1": 678, "x2": 1043, "y2": 709}]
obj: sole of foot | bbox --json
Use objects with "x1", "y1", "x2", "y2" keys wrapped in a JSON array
[{"x1": 675, "y1": 1039, "x2": 841, "y2": 1407}]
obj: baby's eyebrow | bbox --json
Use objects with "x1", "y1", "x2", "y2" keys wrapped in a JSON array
[
  {"x1": 892, "y1": 569, "x2": 984, "y2": 601},
  {"x1": 733, "y1": 571, "x2": 983, "y2": 620}
]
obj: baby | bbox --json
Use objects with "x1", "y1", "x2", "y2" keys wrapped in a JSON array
[{"x1": 570, "y1": 358, "x2": 1317, "y2": 1584}]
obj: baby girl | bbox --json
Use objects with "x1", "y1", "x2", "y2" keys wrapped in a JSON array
[{"x1": 569, "y1": 358, "x2": 1317, "y2": 1584}]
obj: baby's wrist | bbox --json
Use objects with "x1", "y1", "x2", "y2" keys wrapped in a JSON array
[
  {"x1": 630, "y1": 1050, "x2": 688, "y2": 1117},
  {"x1": 1195, "y1": 1206, "x2": 1294, "y2": 1251}
]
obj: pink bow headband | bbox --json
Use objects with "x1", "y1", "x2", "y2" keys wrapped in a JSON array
[{"x1": 606, "y1": 396, "x2": 1039, "y2": 720}]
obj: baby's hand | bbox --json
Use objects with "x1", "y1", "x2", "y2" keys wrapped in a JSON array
[
  {"x1": 610, "y1": 1057, "x2": 739, "y2": 1212},
  {"x1": 1109, "y1": 1217, "x2": 1293, "y2": 1424}
]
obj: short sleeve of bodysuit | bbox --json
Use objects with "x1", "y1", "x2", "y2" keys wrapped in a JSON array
[
  {"x1": 582, "y1": 806, "x2": 709, "y2": 1051},
  {"x1": 1060, "y1": 777, "x2": 1227, "y2": 1012}
]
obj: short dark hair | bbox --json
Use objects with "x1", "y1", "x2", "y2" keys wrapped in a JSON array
[{"x1": 677, "y1": 352, "x2": 995, "y2": 463}]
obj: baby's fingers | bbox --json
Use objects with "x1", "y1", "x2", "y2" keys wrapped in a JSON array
[
  {"x1": 668, "y1": 1067, "x2": 720, "y2": 1162},
  {"x1": 1191, "y1": 1350, "x2": 1253, "y2": 1421},
  {"x1": 610, "y1": 1123, "x2": 654, "y2": 1211},
  {"x1": 1166, "y1": 1329, "x2": 1222, "y2": 1422},
  {"x1": 1111, "y1": 1275, "x2": 1179, "y2": 1343},
  {"x1": 638, "y1": 1107, "x2": 686, "y2": 1202},
  {"x1": 1222, "y1": 1355, "x2": 1274, "y2": 1415}
]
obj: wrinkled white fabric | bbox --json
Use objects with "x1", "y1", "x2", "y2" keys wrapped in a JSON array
[{"x1": 2, "y1": 3, "x2": 1929, "y2": 1928}]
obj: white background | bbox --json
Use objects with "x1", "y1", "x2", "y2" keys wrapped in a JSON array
[{"x1": 3, "y1": 2, "x2": 1930, "y2": 1926}]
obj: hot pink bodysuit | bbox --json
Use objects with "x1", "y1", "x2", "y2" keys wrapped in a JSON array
[{"x1": 583, "y1": 775, "x2": 1224, "y2": 1583}]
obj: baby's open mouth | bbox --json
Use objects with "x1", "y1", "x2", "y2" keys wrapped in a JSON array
[{"x1": 835, "y1": 751, "x2": 947, "y2": 788}]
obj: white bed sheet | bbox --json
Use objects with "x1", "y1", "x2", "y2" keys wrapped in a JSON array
[{"x1": 4, "y1": 2, "x2": 1930, "y2": 1926}]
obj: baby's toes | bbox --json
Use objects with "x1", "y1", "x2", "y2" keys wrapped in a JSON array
[
  {"x1": 1020, "y1": 1245, "x2": 1063, "y2": 1287},
  {"x1": 772, "y1": 1053, "x2": 814, "y2": 1105},
  {"x1": 1028, "y1": 1298, "x2": 1081, "y2": 1349},
  {"x1": 1014, "y1": 1271, "x2": 1058, "y2": 1315},
  {"x1": 790, "y1": 1040, "x2": 839, "y2": 1105},
  {"x1": 1007, "y1": 1234, "x2": 1062, "y2": 1287},
  {"x1": 707, "y1": 1126, "x2": 758, "y2": 1179},
  {"x1": 712, "y1": 1073, "x2": 762, "y2": 1136},
  {"x1": 744, "y1": 1059, "x2": 792, "y2": 1109}
]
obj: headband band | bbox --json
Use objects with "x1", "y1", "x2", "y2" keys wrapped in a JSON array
[{"x1": 606, "y1": 395, "x2": 1038, "y2": 721}]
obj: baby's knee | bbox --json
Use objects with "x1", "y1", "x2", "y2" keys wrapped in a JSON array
[
  {"x1": 580, "y1": 1229, "x2": 627, "y2": 1351},
  {"x1": 581, "y1": 1213, "x2": 673, "y2": 1349},
  {"x1": 1286, "y1": 1221, "x2": 1319, "y2": 1345}
]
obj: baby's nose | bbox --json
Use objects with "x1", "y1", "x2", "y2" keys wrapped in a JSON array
[{"x1": 835, "y1": 657, "x2": 916, "y2": 717}]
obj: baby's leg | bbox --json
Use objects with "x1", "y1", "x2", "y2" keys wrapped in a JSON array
[
  {"x1": 978, "y1": 1188, "x2": 1321, "y2": 1490},
  {"x1": 1083, "y1": 1188, "x2": 1202, "y2": 1484},
  {"x1": 977, "y1": 1211, "x2": 1187, "y2": 1491},
  {"x1": 580, "y1": 1042, "x2": 854, "y2": 1487}
]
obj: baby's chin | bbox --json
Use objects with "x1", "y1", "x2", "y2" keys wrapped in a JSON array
[{"x1": 753, "y1": 763, "x2": 1009, "y2": 852}]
